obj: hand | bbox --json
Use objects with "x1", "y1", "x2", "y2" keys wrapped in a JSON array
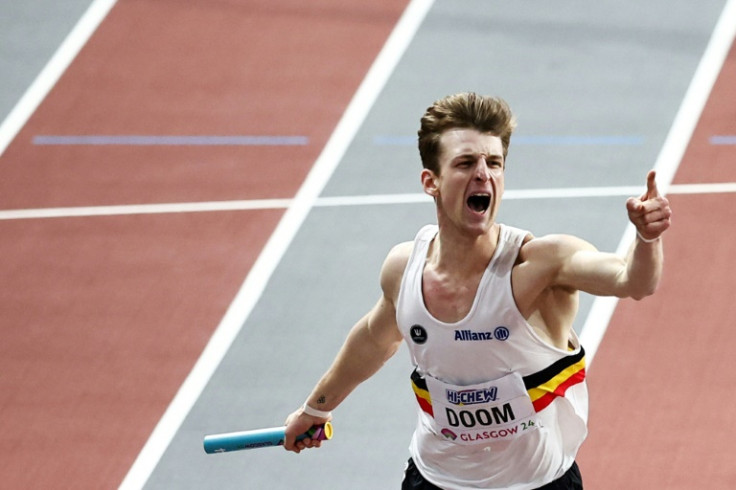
[
  {"x1": 283, "y1": 407, "x2": 331, "y2": 453},
  {"x1": 626, "y1": 170, "x2": 672, "y2": 241}
]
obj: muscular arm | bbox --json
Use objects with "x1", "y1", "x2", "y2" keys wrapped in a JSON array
[
  {"x1": 302, "y1": 293, "x2": 403, "y2": 414},
  {"x1": 556, "y1": 235, "x2": 662, "y2": 300},
  {"x1": 283, "y1": 243, "x2": 409, "y2": 452},
  {"x1": 556, "y1": 170, "x2": 672, "y2": 300},
  {"x1": 514, "y1": 172, "x2": 671, "y2": 347}
]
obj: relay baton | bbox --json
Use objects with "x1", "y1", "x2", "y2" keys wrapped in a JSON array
[{"x1": 203, "y1": 423, "x2": 333, "y2": 454}]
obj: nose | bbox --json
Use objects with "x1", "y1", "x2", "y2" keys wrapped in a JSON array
[{"x1": 474, "y1": 158, "x2": 490, "y2": 181}]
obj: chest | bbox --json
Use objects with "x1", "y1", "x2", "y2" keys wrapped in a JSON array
[{"x1": 421, "y1": 267, "x2": 485, "y2": 324}]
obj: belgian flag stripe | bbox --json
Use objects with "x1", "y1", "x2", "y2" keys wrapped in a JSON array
[
  {"x1": 409, "y1": 348, "x2": 586, "y2": 418},
  {"x1": 524, "y1": 348, "x2": 586, "y2": 413},
  {"x1": 410, "y1": 369, "x2": 433, "y2": 417},
  {"x1": 529, "y1": 367, "x2": 586, "y2": 412},
  {"x1": 527, "y1": 358, "x2": 586, "y2": 402},
  {"x1": 523, "y1": 347, "x2": 585, "y2": 390}
]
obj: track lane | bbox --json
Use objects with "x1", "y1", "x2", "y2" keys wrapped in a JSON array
[
  {"x1": 578, "y1": 35, "x2": 736, "y2": 490},
  {"x1": 0, "y1": 1, "x2": 410, "y2": 488},
  {"x1": 0, "y1": 0, "x2": 407, "y2": 209},
  {"x1": 2, "y1": 0, "x2": 733, "y2": 488}
]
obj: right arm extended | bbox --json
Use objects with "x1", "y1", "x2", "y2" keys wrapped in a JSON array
[{"x1": 283, "y1": 243, "x2": 409, "y2": 452}]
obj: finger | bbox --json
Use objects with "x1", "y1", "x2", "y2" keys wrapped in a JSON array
[
  {"x1": 641, "y1": 207, "x2": 669, "y2": 224},
  {"x1": 638, "y1": 194, "x2": 672, "y2": 219},
  {"x1": 300, "y1": 437, "x2": 321, "y2": 449},
  {"x1": 638, "y1": 218, "x2": 671, "y2": 239},
  {"x1": 644, "y1": 170, "x2": 660, "y2": 200},
  {"x1": 283, "y1": 435, "x2": 296, "y2": 451},
  {"x1": 626, "y1": 196, "x2": 645, "y2": 215},
  {"x1": 283, "y1": 427, "x2": 299, "y2": 451}
]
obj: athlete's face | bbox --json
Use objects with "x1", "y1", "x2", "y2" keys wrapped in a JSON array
[{"x1": 421, "y1": 128, "x2": 505, "y2": 236}]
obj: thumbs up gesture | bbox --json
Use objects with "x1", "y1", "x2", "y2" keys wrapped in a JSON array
[{"x1": 626, "y1": 170, "x2": 672, "y2": 242}]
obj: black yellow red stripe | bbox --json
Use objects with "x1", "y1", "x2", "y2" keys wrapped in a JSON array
[
  {"x1": 523, "y1": 347, "x2": 586, "y2": 413},
  {"x1": 409, "y1": 348, "x2": 585, "y2": 417},
  {"x1": 410, "y1": 368, "x2": 433, "y2": 417}
]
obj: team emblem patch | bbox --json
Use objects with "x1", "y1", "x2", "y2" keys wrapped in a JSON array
[{"x1": 410, "y1": 325, "x2": 428, "y2": 344}]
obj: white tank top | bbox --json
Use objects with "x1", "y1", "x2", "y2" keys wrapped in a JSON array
[{"x1": 397, "y1": 224, "x2": 588, "y2": 490}]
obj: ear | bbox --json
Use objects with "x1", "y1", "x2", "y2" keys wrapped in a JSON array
[{"x1": 421, "y1": 169, "x2": 439, "y2": 197}]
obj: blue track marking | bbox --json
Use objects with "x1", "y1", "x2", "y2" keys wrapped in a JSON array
[
  {"x1": 710, "y1": 135, "x2": 736, "y2": 145},
  {"x1": 32, "y1": 135, "x2": 309, "y2": 146},
  {"x1": 372, "y1": 135, "x2": 645, "y2": 146}
]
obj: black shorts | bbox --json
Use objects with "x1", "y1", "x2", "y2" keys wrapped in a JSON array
[{"x1": 401, "y1": 458, "x2": 583, "y2": 489}]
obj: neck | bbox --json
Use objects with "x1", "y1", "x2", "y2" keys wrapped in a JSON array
[{"x1": 430, "y1": 222, "x2": 501, "y2": 274}]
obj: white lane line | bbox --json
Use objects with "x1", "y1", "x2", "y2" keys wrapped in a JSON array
[
  {"x1": 0, "y1": 199, "x2": 293, "y2": 220},
  {"x1": 0, "y1": 0, "x2": 118, "y2": 158},
  {"x1": 117, "y1": 1, "x2": 436, "y2": 488},
  {"x1": 579, "y1": 0, "x2": 736, "y2": 365},
  {"x1": 1, "y1": 182, "x2": 733, "y2": 221},
  {"x1": 668, "y1": 182, "x2": 736, "y2": 195}
]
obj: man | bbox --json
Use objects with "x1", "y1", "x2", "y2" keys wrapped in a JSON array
[{"x1": 283, "y1": 93, "x2": 671, "y2": 489}]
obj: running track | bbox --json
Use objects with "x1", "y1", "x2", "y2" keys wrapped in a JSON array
[{"x1": 1, "y1": 0, "x2": 734, "y2": 488}]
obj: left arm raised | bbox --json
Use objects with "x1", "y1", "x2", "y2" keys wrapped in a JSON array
[{"x1": 557, "y1": 170, "x2": 672, "y2": 300}]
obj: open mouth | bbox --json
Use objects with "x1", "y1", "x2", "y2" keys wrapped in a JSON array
[{"x1": 467, "y1": 193, "x2": 491, "y2": 213}]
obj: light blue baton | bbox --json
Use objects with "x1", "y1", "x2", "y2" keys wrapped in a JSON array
[{"x1": 203, "y1": 423, "x2": 333, "y2": 454}]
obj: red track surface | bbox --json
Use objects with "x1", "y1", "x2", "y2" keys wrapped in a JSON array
[
  {"x1": 0, "y1": 1, "x2": 408, "y2": 487},
  {"x1": 577, "y1": 41, "x2": 736, "y2": 488},
  {"x1": 1, "y1": 2, "x2": 733, "y2": 489}
]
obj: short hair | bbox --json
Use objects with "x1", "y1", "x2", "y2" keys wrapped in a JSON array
[{"x1": 417, "y1": 92, "x2": 517, "y2": 174}]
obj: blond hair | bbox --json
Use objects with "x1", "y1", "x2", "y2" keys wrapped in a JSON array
[{"x1": 417, "y1": 92, "x2": 517, "y2": 174}]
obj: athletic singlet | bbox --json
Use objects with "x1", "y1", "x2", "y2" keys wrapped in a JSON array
[{"x1": 396, "y1": 224, "x2": 588, "y2": 490}]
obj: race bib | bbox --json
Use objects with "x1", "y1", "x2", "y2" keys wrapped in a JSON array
[{"x1": 423, "y1": 371, "x2": 538, "y2": 445}]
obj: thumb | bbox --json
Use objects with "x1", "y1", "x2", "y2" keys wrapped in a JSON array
[{"x1": 643, "y1": 170, "x2": 660, "y2": 201}]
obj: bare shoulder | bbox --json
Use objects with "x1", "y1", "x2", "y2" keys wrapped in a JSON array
[
  {"x1": 380, "y1": 241, "x2": 414, "y2": 300},
  {"x1": 514, "y1": 234, "x2": 599, "y2": 295},
  {"x1": 513, "y1": 233, "x2": 599, "y2": 332},
  {"x1": 519, "y1": 233, "x2": 597, "y2": 265}
]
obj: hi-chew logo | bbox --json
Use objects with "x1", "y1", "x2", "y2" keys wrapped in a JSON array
[{"x1": 446, "y1": 387, "x2": 498, "y2": 406}]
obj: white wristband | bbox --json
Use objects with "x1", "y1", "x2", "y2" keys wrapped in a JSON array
[
  {"x1": 636, "y1": 230, "x2": 660, "y2": 243},
  {"x1": 302, "y1": 403, "x2": 331, "y2": 418}
]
